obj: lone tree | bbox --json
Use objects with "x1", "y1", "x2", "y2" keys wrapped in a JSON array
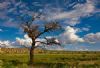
[{"x1": 21, "y1": 13, "x2": 62, "y2": 65}]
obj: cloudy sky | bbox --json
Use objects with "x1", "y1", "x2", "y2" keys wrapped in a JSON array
[{"x1": 0, "y1": 0, "x2": 100, "y2": 51}]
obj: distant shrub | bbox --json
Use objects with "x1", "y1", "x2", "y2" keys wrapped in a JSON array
[
  {"x1": 2, "y1": 62, "x2": 15, "y2": 68},
  {"x1": 10, "y1": 60, "x2": 20, "y2": 66}
]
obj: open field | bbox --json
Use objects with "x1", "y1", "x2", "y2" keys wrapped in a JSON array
[{"x1": 0, "y1": 50, "x2": 100, "y2": 68}]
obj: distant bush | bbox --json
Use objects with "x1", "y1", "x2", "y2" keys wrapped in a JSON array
[{"x1": 2, "y1": 61, "x2": 15, "y2": 68}]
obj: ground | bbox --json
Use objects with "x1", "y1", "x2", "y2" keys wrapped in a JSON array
[{"x1": 0, "y1": 50, "x2": 100, "y2": 68}]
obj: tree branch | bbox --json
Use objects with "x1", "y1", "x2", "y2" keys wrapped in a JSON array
[
  {"x1": 35, "y1": 41, "x2": 46, "y2": 44},
  {"x1": 35, "y1": 22, "x2": 61, "y2": 38},
  {"x1": 35, "y1": 28, "x2": 53, "y2": 38}
]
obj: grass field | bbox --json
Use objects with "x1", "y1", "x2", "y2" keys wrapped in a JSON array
[{"x1": 0, "y1": 50, "x2": 100, "y2": 68}]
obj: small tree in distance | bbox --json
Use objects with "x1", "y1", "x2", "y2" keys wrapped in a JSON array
[{"x1": 21, "y1": 13, "x2": 62, "y2": 65}]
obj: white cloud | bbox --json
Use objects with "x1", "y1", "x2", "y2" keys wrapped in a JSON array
[
  {"x1": 15, "y1": 34, "x2": 63, "y2": 49},
  {"x1": 63, "y1": 18, "x2": 80, "y2": 26},
  {"x1": 0, "y1": 40, "x2": 13, "y2": 48},
  {"x1": 15, "y1": 32, "x2": 100, "y2": 48},
  {"x1": 59, "y1": 26, "x2": 84, "y2": 44},
  {"x1": 8, "y1": 8, "x2": 16, "y2": 13},
  {"x1": 15, "y1": 1, "x2": 22, "y2": 7},
  {"x1": 44, "y1": 0, "x2": 95, "y2": 26},
  {"x1": 82, "y1": 27, "x2": 90, "y2": 31},
  {"x1": 0, "y1": 1, "x2": 11, "y2": 10},
  {"x1": 2, "y1": 19, "x2": 19, "y2": 28},
  {"x1": 16, "y1": 34, "x2": 45, "y2": 47},
  {"x1": 84, "y1": 32, "x2": 100, "y2": 44},
  {"x1": 0, "y1": 40, "x2": 22, "y2": 48},
  {"x1": 16, "y1": 34, "x2": 32, "y2": 47},
  {"x1": 0, "y1": 0, "x2": 99, "y2": 50},
  {"x1": 0, "y1": 29, "x2": 3, "y2": 32},
  {"x1": 0, "y1": 0, "x2": 35, "y2": 28},
  {"x1": 32, "y1": 2, "x2": 43, "y2": 7},
  {"x1": 0, "y1": 0, "x2": 97, "y2": 28}
]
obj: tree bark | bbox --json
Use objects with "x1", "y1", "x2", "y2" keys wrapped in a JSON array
[{"x1": 29, "y1": 41, "x2": 35, "y2": 65}]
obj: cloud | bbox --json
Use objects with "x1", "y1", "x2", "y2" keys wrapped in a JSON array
[
  {"x1": 16, "y1": 34, "x2": 32, "y2": 47},
  {"x1": 16, "y1": 34, "x2": 47, "y2": 47},
  {"x1": 2, "y1": 19, "x2": 19, "y2": 28},
  {"x1": 0, "y1": 29, "x2": 3, "y2": 32},
  {"x1": 32, "y1": 2, "x2": 43, "y2": 7},
  {"x1": 59, "y1": 26, "x2": 84, "y2": 44},
  {"x1": 15, "y1": 34, "x2": 63, "y2": 49},
  {"x1": 15, "y1": 32, "x2": 100, "y2": 48},
  {"x1": 44, "y1": 0, "x2": 95, "y2": 26},
  {"x1": 75, "y1": 46, "x2": 89, "y2": 51},
  {"x1": 0, "y1": 34, "x2": 33, "y2": 48},
  {"x1": 0, "y1": 0, "x2": 34, "y2": 28},
  {"x1": 84, "y1": 32, "x2": 100, "y2": 44},
  {"x1": 0, "y1": 40, "x2": 23, "y2": 48},
  {"x1": 15, "y1": 1, "x2": 22, "y2": 7},
  {"x1": 0, "y1": 0, "x2": 99, "y2": 50},
  {"x1": 43, "y1": 0, "x2": 97, "y2": 45},
  {"x1": 58, "y1": 26, "x2": 99, "y2": 45},
  {"x1": 63, "y1": 18, "x2": 80, "y2": 26},
  {"x1": 0, "y1": 40, "x2": 12, "y2": 48},
  {"x1": 16, "y1": 34, "x2": 45, "y2": 47},
  {"x1": 0, "y1": 0, "x2": 97, "y2": 28},
  {"x1": 82, "y1": 27, "x2": 90, "y2": 31},
  {"x1": 8, "y1": 8, "x2": 16, "y2": 13},
  {"x1": 0, "y1": 1, "x2": 11, "y2": 10}
]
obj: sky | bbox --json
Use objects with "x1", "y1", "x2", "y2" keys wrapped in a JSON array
[{"x1": 0, "y1": 0, "x2": 100, "y2": 51}]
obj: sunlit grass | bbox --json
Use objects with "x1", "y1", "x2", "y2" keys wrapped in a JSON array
[{"x1": 0, "y1": 51, "x2": 100, "y2": 68}]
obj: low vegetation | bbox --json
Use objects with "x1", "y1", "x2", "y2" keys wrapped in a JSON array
[{"x1": 0, "y1": 50, "x2": 100, "y2": 68}]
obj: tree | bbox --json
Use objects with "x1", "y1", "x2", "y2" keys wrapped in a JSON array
[{"x1": 21, "y1": 13, "x2": 62, "y2": 65}]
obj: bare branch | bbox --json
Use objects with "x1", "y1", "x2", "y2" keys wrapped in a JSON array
[
  {"x1": 35, "y1": 22, "x2": 61, "y2": 38},
  {"x1": 35, "y1": 41, "x2": 47, "y2": 44},
  {"x1": 21, "y1": 11, "x2": 62, "y2": 41},
  {"x1": 35, "y1": 37, "x2": 61, "y2": 46},
  {"x1": 45, "y1": 22, "x2": 60, "y2": 30}
]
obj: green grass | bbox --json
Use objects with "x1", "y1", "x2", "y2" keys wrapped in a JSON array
[{"x1": 0, "y1": 51, "x2": 100, "y2": 68}]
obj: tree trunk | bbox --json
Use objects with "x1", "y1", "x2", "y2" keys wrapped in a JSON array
[{"x1": 29, "y1": 41, "x2": 35, "y2": 65}]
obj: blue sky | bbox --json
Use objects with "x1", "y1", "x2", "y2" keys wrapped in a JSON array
[{"x1": 0, "y1": 0, "x2": 100, "y2": 51}]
